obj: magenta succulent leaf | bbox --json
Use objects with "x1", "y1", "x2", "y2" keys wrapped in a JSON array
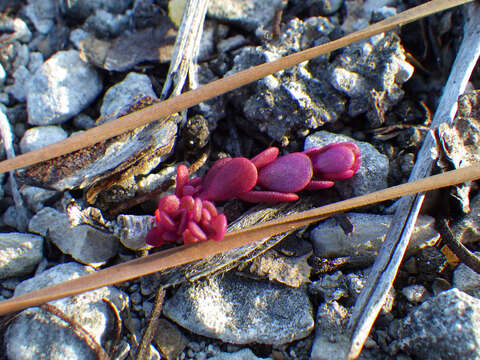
[{"x1": 146, "y1": 142, "x2": 361, "y2": 247}]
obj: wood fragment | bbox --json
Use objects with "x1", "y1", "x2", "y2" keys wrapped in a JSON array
[
  {"x1": 347, "y1": 4, "x2": 480, "y2": 359},
  {"x1": 0, "y1": 0, "x2": 473, "y2": 174}
]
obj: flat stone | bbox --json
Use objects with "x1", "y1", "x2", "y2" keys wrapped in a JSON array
[
  {"x1": 311, "y1": 213, "x2": 439, "y2": 258},
  {"x1": 0, "y1": 233, "x2": 43, "y2": 279},
  {"x1": 100, "y1": 72, "x2": 156, "y2": 117},
  {"x1": 6, "y1": 262, "x2": 128, "y2": 360},
  {"x1": 28, "y1": 207, "x2": 118, "y2": 266},
  {"x1": 163, "y1": 272, "x2": 314, "y2": 345},
  {"x1": 26, "y1": 50, "x2": 103, "y2": 125},
  {"x1": 19, "y1": 125, "x2": 68, "y2": 153},
  {"x1": 392, "y1": 289, "x2": 480, "y2": 360},
  {"x1": 305, "y1": 131, "x2": 389, "y2": 197}
]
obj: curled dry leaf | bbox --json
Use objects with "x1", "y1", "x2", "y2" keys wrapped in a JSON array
[{"x1": 15, "y1": 95, "x2": 178, "y2": 206}]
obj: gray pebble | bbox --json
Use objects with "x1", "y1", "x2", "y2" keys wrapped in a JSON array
[
  {"x1": 19, "y1": 125, "x2": 68, "y2": 153},
  {"x1": 27, "y1": 50, "x2": 103, "y2": 125}
]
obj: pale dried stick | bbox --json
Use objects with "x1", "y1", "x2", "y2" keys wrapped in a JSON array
[
  {"x1": 347, "y1": 3, "x2": 480, "y2": 359},
  {"x1": 161, "y1": 0, "x2": 209, "y2": 101},
  {"x1": 0, "y1": 110, "x2": 28, "y2": 231},
  {"x1": 0, "y1": 0, "x2": 472, "y2": 174}
]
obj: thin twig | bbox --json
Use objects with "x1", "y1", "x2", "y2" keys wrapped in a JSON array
[
  {"x1": 347, "y1": 3, "x2": 480, "y2": 359},
  {"x1": 135, "y1": 288, "x2": 165, "y2": 360},
  {"x1": 0, "y1": 0, "x2": 472, "y2": 174},
  {"x1": 0, "y1": 163, "x2": 480, "y2": 316},
  {"x1": 437, "y1": 218, "x2": 480, "y2": 274}
]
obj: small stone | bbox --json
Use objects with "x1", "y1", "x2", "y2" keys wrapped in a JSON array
[
  {"x1": 5, "y1": 65, "x2": 31, "y2": 102},
  {"x1": 2, "y1": 206, "x2": 19, "y2": 229},
  {"x1": 401, "y1": 284, "x2": 429, "y2": 303},
  {"x1": 6, "y1": 262, "x2": 128, "y2": 360},
  {"x1": 152, "y1": 319, "x2": 189, "y2": 360},
  {"x1": 100, "y1": 72, "x2": 156, "y2": 117},
  {"x1": 26, "y1": 50, "x2": 103, "y2": 125},
  {"x1": 73, "y1": 113, "x2": 95, "y2": 129},
  {"x1": 128, "y1": 283, "x2": 140, "y2": 293},
  {"x1": 217, "y1": 35, "x2": 247, "y2": 53},
  {"x1": 163, "y1": 272, "x2": 314, "y2": 345},
  {"x1": 20, "y1": 185, "x2": 58, "y2": 213},
  {"x1": 142, "y1": 301, "x2": 153, "y2": 317},
  {"x1": 13, "y1": 43, "x2": 30, "y2": 70},
  {"x1": 28, "y1": 207, "x2": 118, "y2": 266},
  {"x1": 431, "y1": 278, "x2": 452, "y2": 296},
  {"x1": 0, "y1": 93, "x2": 8, "y2": 104},
  {"x1": 309, "y1": 271, "x2": 347, "y2": 302},
  {"x1": 130, "y1": 291, "x2": 142, "y2": 305},
  {"x1": 24, "y1": 0, "x2": 57, "y2": 34},
  {"x1": 19, "y1": 125, "x2": 68, "y2": 153},
  {"x1": 345, "y1": 270, "x2": 395, "y2": 314},
  {"x1": 70, "y1": 28, "x2": 91, "y2": 49},
  {"x1": 393, "y1": 289, "x2": 480, "y2": 360},
  {"x1": 0, "y1": 232, "x2": 43, "y2": 279}
]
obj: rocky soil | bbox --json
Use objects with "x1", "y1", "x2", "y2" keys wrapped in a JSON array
[{"x1": 0, "y1": 0, "x2": 479, "y2": 359}]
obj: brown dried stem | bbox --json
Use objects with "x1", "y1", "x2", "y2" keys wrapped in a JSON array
[
  {"x1": 0, "y1": 163, "x2": 479, "y2": 316},
  {"x1": 0, "y1": 0, "x2": 473, "y2": 174}
]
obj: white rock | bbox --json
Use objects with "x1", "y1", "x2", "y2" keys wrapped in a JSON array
[
  {"x1": 19, "y1": 125, "x2": 68, "y2": 153},
  {"x1": 29, "y1": 207, "x2": 118, "y2": 266},
  {"x1": 0, "y1": 232, "x2": 43, "y2": 279}
]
